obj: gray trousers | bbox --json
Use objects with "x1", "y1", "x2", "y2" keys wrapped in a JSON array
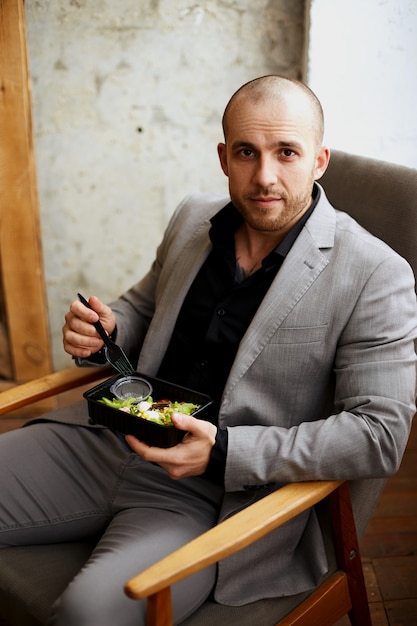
[{"x1": 0, "y1": 417, "x2": 224, "y2": 626}]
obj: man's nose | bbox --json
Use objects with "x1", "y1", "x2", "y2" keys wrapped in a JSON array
[{"x1": 253, "y1": 156, "x2": 278, "y2": 188}]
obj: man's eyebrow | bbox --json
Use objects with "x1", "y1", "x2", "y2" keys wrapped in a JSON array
[
  {"x1": 230, "y1": 140, "x2": 303, "y2": 151},
  {"x1": 230, "y1": 140, "x2": 256, "y2": 151},
  {"x1": 276, "y1": 141, "x2": 303, "y2": 150}
]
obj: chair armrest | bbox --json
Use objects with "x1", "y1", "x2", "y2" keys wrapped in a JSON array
[
  {"x1": 0, "y1": 365, "x2": 113, "y2": 416},
  {"x1": 125, "y1": 479, "x2": 343, "y2": 599}
]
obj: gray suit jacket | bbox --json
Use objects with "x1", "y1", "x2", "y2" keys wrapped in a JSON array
[{"x1": 77, "y1": 187, "x2": 417, "y2": 603}]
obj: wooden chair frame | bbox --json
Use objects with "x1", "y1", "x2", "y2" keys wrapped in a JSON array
[{"x1": 0, "y1": 366, "x2": 372, "y2": 626}]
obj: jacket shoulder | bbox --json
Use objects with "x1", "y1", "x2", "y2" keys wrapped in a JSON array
[{"x1": 175, "y1": 192, "x2": 230, "y2": 219}]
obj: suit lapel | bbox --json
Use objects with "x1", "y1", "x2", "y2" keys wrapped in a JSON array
[{"x1": 137, "y1": 217, "x2": 214, "y2": 374}]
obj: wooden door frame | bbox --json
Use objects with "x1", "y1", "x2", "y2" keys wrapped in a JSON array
[{"x1": 0, "y1": 0, "x2": 52, "y2": 383}]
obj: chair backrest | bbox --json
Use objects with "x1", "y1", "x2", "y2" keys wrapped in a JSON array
[{"x1": 320, "y1": 150, "x2": 417, "y2": 285}]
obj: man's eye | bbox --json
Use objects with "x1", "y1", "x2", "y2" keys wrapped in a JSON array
[
  {"x1": 281, "y1": 149, "x2": 295, "y2": 158},
  {"x1": 240, "y1": 148, "x2": 254, "y2": 157}
]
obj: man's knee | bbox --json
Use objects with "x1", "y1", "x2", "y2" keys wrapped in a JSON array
[{"x1": 49, "y1": 580, "x2": 146, "y2": 626}]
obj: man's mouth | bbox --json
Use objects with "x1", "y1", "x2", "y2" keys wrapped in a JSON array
[{"x1": 250, "y1": 196, "x2": 282, "y2": 207}]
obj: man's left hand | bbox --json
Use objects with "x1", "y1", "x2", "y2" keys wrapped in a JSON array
[{"x1": 125, "y1": 413, "x2": 217, "y2": 479}]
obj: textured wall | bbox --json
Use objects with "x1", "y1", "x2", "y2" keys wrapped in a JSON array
[
  {"x1": 308, "y1": 0, "x2": 417, "y2": 168},
  {"x1": 25, "y1": 0, "x2": 306, "y2": 370}
]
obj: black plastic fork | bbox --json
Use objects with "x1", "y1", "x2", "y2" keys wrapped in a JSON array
[{"x1": 77, "y1": 293, "x2": 135, "y2": 376}]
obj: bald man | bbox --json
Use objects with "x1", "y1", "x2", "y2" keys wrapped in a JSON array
[{"x1": 1, "y1": 76, "x2": 416, "y2": 626}]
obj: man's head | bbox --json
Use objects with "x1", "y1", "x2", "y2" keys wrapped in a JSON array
[
  {"x1": 221, "y1": 75, "x2": 325, "y2": 149},
  {"x1": 218, "y1": 75, "x2": 330, "y2": 239}
]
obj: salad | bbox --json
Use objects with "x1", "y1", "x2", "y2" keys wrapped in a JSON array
[{"x1": 99, "y1": 396, "x2": 200, "y2": 426}]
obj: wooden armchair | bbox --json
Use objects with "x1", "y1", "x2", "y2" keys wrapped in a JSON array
[{"x1": 0, "y1": 149, "x2": 416, "y2": 626}]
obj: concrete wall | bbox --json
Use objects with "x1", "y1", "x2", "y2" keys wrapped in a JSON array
[
  {"x1": 307, "y1": 0, "x2": 417, "y2": 168},
  {"x1": 25, "y1": 0, "x2": 307, "y2": 370}
]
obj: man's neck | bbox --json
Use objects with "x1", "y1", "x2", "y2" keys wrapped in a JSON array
[{"x1": 234, "y1": 224, "x2": 281, "y2": 275}]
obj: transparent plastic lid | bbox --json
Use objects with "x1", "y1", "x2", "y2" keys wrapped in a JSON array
[{"x1": 110, "y1": 376, "x2": 153, "y2": 402}]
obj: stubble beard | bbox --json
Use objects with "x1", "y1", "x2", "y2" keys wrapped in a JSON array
[{"x1": 233, "y1": 187, "x2": 313, "y2": 233}]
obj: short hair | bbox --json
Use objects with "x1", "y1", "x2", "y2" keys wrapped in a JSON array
[{"x1": 221, "y1": 75, "x2": 324, "y2": 147}]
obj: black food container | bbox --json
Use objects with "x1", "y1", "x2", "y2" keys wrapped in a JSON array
[{"x1": 84, "y1": 373, "x2": 213, "y2": 448}]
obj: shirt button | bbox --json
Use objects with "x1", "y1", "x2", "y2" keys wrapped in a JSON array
[{"x1": 217, "y1": 308, "x2": 226, "y2": 317}]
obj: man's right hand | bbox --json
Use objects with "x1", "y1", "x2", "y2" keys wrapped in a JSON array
[{"x1": 62, "y1": 295, "x2": 116, "y2": 359}]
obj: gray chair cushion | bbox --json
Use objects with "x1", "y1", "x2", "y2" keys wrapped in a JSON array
[
  {"x1": 181, "y1": 589, "x2": 313, "y2": 626},
  {"x1": 0, "y1": 542, "x2": 96, "y2": 625},
  {"x1": 320, "y1": 149, "x2": 417, "y2": 278}
]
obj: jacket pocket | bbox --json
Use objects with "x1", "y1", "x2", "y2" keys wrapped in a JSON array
[{"x1": 268, "y1": 324, "x2": 328, "y2": 344}]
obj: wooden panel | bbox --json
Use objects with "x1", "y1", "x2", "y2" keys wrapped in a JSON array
[
  {"x1": 361, "y1": 515, "x2": 417, "y2": 558},
  {"x1": 384, "y1": 599, "x2": 417, "y2": 625},
  {"x1": 0, "y1": 0, "x2": 52, "y2": 382},
  {"x1": 373, "y1": 555, "x2": 417, "y2": 602},
  {"x1": 361, "y1": 559, "x2": 383, "y2": 603},
  {"x1": 367, "y1": 603, "x2": 390, "y2": 626},
  {"x1": 278, "y1": 573, "x2": 351, "y2": 626}
]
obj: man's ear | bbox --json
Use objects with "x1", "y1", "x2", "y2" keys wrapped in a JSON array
[
  {"x1": 314, "y1": 146, "x2": 331, "y2": 181},
  {"x1": 217, "y1": 143, "x2": 229, "y2": 177}
]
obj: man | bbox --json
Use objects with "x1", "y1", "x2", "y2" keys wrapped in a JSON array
[{"x1": 1, "y1": 75, "x2": 416, "y2": 626}]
